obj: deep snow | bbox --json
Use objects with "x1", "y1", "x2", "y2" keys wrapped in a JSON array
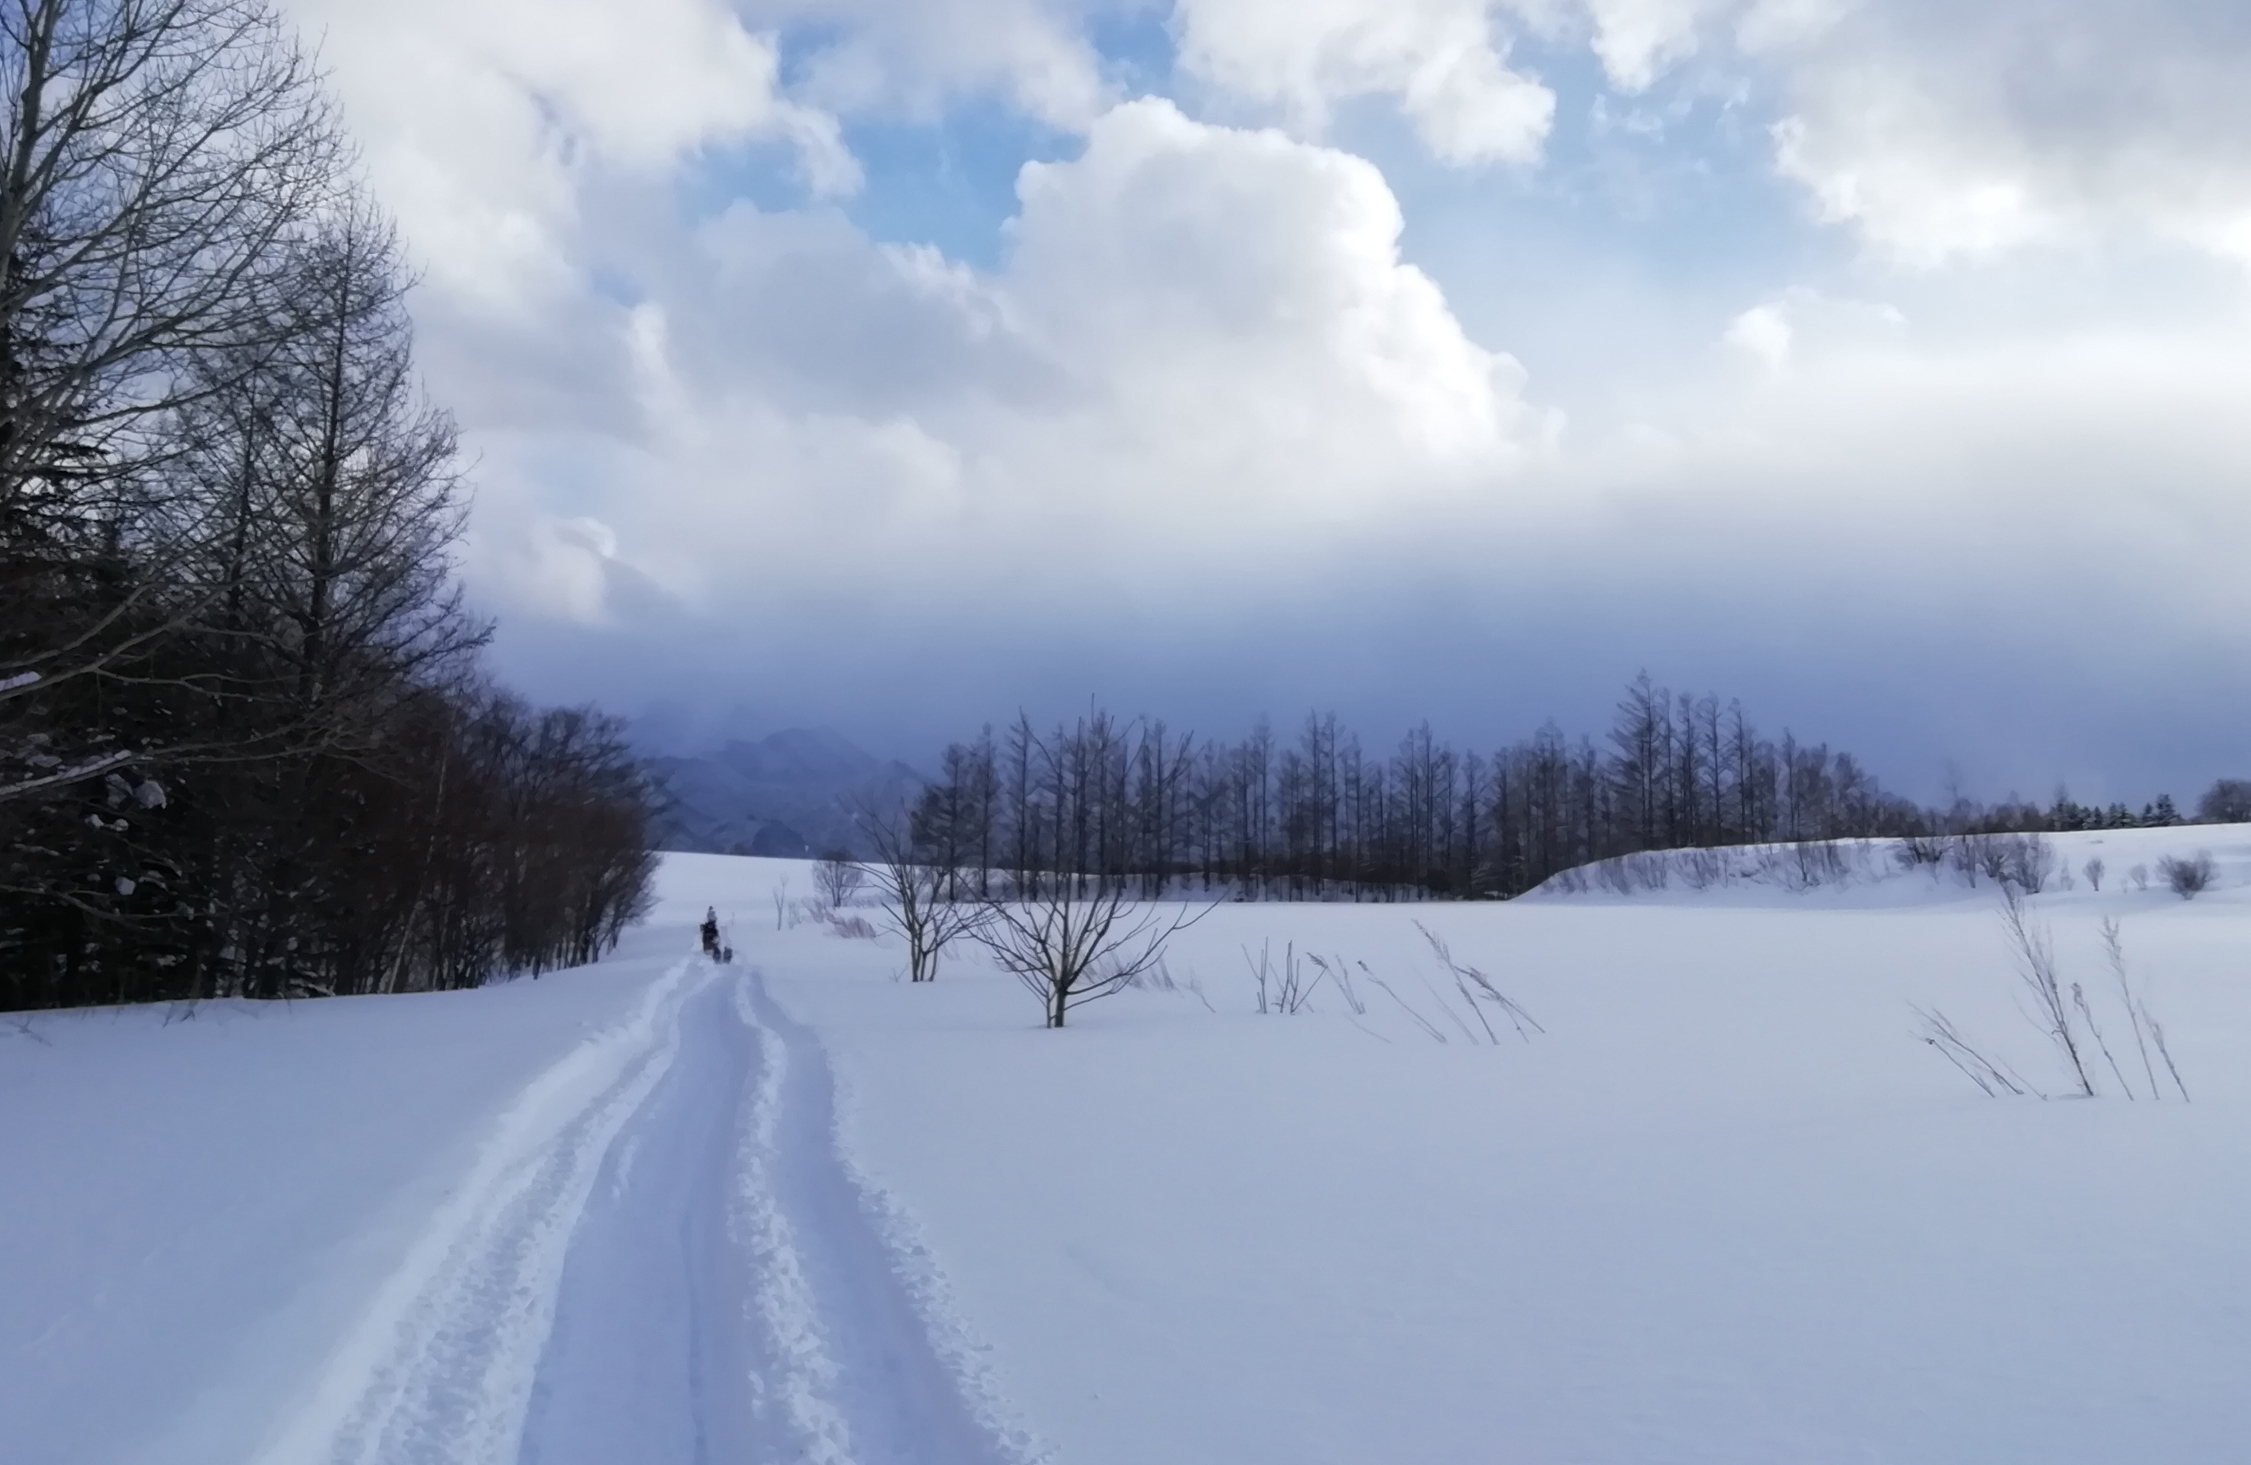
[{"x1": 6, "y1": 827, "x2": 2250, "y2": 1463}]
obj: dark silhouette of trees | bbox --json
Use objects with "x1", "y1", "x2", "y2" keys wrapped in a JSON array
[
  {"x1": 0, "y1": 3, "x2": 654, "y2": 1010},
  {"x1": 903, "y1": 681, "x2": 1952, "y2": 902},
  {"x1": 2195, "y1": 779, "x2": 2251, "y2": 825}
]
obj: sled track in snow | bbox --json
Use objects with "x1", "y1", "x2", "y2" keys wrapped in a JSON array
[
  {"x1": 732, "y1": 970, "x2": 1039, "y2": 1465},
  {"x1": 252, "y1": 960, "x2": 1034, "y2": 1465}
]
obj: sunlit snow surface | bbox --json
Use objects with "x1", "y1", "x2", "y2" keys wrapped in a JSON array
[{"x1": 6, "y1": 829, "x2": 2250, "y2": 1464}]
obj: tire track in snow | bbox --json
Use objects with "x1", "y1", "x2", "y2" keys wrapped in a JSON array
[
  {"x1": 735, "y1": 968, "x2": 1045, "y2": 1465},
  {"x1": 246, "y1": 955, "x2": 1036, "y2": 1465},
  {"x1": 516, "y1": 974, "x2": 762, "y2": 1465},
  {"x1": 247, "y1": 960, "x2": 704, "y2": 1465}
]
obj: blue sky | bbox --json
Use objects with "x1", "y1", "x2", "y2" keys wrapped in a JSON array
[{"x1": 286, "y1": 0, "x2": 2251, "y2": 805}]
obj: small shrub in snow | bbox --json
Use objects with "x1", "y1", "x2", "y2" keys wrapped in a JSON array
[
  {"x1": 1918, "y1": 894, "x2": 2188, "y2": 1101},
  {"x1": 2129, "y1": 863, "x2": 2150, "y2": 892},
  {"x1": 1999, "y1": 833, "x2": 2056, "y2": 894},
  {"x1": 1125, "y1": 959, "x2": 1214, "y2": 1011},
  {"x1": 1303, "y1": 954, "x2": 1369, "y2": 1015},
  {"x1": 1951, "y1": 833, "x2": 2000, "y2": 888},
  {"x1": 1789, "y1": 840, "x2": 1851, "y2": 889},
  {"x1": 2102, "y1": 918, "x2": 2189, "y2": 1101},
  {"x1": 2157, "y1": 852, "x2": 2216, "y2": 899},
  {"x1": 1999, "y1": 884, "x2": 2093, "y2": 1097},
  {"x1": 1417, "y1": 924, "x2": 1543, "y2": 1044},
  {"x1": 1915, "y1": 1009, "x2": 2031, "y2": 1097},
  {"x1": 2083, "y1": 857, "x2": 2105, "y2": 892},
  {"x1": 1246, "y1": 940, "x2": 1322, "y2": 1014},
  {"x1": 1895, "y1": 833, "x2": 1948, "y2": 872},
  {"x1": 1680, "y1": 847, "x2": 1728, "y2": 890}
]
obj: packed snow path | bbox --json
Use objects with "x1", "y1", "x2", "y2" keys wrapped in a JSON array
[{"x1": 250, "y1": 962, "x2": 1022, "y2": 1465}]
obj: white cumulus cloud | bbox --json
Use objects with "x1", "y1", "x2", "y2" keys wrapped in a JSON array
[
  {"x1": 285, "y1": 0, "x2": 855, "y2": 315},
  {"x1": 454, "y1": 99, "x2": 1551, "y2": 631},
  {"x1": 1174, "y1": 0, "x2": 1557, "y2": 165},
  {"x1": 1548, "y1": 0, "x2": 2251, "y2": 267}
]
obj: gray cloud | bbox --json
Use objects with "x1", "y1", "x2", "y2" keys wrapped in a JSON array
[{"x1": 282, "y1": 0, "x2": 2251, "y2": 806}]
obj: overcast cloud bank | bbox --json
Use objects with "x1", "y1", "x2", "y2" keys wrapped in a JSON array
[{"x1": 283, "y1": 0, "x2": 2251, "y2": 801}]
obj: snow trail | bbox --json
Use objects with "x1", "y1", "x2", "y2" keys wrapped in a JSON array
[
  {"x1": 732, "y1": 967, "x2": 1036, "y2": 1465},
  {"x1": 249, "y1": 961, "x2": 702, "y2": 1465},
  {"x1": 517, "y1": 974, "x2": 761, "y2": 1465},
  {"x1": 239, "y1": 954, "x2": 1028, "y2": 1465}
]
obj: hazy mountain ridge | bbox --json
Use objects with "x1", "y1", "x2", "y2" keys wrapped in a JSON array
[{"x1": 644, "y1": 728, "x2": 924, "y2": 858}]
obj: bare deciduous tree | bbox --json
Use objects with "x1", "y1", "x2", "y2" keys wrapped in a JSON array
[
  {"x1": 2195, "y1": 778, "x2": 2251, "y2": 825},
  {"x1": 975, "y1": 881, "x2": 1208, "y2": 1028},
  {"x1": 0, "y1": 5, "x2": 660, "y2": 1013},
  {"x1": 1999, "y1": 832, "x2": 2055, "y2": 893},
  {"x1": 812, "y1": 848, "x2": 863, "y2": 909},
  {"x1": 2, "y1": 0, "x2": 346, "y2": 803},
  {"x1": 2157, "y1": 851, "x2": 2215, "y2": 899},
  {"x1": 857, "y1": 802, "x2": 983, "y2": 983}
]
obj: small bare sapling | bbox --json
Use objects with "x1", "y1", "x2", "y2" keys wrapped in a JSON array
[
  {"x1": 813, "y1": 851, "x2": 865, "y2": 908},
  {"x1": 857, "y1": 806, "x2": 987, "y2": 982},
  {"x1": 2083, "y1": 856, "x2": 2104, "y2": 892},
  {"x1": 974, "y1": 883, "x2": 1211, "y2": 1028}
]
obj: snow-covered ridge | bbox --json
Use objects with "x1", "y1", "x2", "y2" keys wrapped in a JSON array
[{"x1": 1530, "y1": 822, "x2": 2251, "y2": 906}]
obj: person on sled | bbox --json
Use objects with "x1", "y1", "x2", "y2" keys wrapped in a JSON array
[{"x1": 700, "y1": 907, "x2": 721, "y2": 960}]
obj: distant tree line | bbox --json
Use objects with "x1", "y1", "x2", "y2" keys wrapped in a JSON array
[
  {"x1": 1, "y1": 1, "x2": 652, "y2": 1011},
  {"x1": 907, "y1": 676, "x2": 2230, "y2": 902}
]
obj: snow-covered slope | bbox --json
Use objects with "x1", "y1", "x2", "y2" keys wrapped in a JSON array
[{"x1": 7, "y1": 835, "x2": 2250, "y2": 1463}]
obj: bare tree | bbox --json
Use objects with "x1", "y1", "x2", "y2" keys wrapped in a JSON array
[
  {"x1": 1999, "y1": 832, "x2": 2055, "y2": 893},
  {"x1": 975, "y1": 880, "x2": 1208, "y2": 1028},
  {"x1": 1, "y1": 0, "x2": 346, "y2": 803},
  {"x1": 0, "y1": 6, "x2": 666, "y2": 1013},
  {"x1": 2195, "y1": 778, "x2": 2251, "y2": 824},
  {"x1": 812, "y1": 848, "x2": 863, "y2": 909},
  {"x1": 858, "y1": 802, "x2": 983, "y2": 983},
  {"x1": 2083, "y1": 856, "x2": 2104, "y2": 892},
  {"x1": 2157, "y1": 851, "x2": 2215, "y2": 899}
]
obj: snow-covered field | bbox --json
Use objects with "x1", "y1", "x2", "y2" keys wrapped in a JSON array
[{"x1": 7, "y1": 827, "x2": 2251, "y2": 1464}]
